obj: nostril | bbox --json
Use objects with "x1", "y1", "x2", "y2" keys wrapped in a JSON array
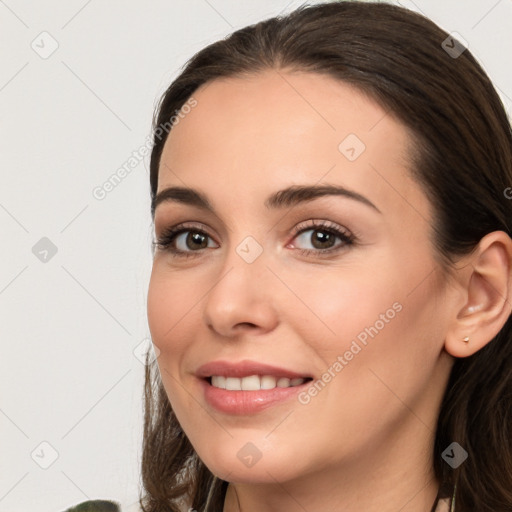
[{"x1": 236, "y1": 322, "x2": 258, "y2": 329}]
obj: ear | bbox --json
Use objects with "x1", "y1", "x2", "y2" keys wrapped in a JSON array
[{"x1": 444, "y1": 230, "x2": 512, "y2": 358}]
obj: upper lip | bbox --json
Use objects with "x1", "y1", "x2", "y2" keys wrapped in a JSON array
[{"x1": 195, "y1": 360, "x2": 313, "y2": 380}]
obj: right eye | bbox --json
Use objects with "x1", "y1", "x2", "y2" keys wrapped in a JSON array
[{"x1": 153, "y1": 223, "x2": 218, "y2": 258}]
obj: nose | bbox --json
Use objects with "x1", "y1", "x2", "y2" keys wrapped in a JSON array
[{"x1": 202, "y1": 245, "x2": 279, "y2": 339}]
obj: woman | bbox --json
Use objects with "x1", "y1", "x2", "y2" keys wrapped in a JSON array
[
  {"x1": 143, "y1": 2, "x2": 512, "y2": 511},
  {"x1": 70, "y1": 1, "x2": 512, "y2": 511}
]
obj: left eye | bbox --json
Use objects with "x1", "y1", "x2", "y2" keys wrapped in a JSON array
[{"x1": 289, "y1": 223, "x2": 354, "y2": 255}]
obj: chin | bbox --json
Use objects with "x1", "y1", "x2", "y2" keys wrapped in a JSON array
[{"x1": 190, "y1": 436, "x2": 308, "y2": 484}]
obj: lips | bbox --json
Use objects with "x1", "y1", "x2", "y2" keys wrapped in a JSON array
[{"x1": 195, "y1": 359, "x2": 314, "y2": 415}]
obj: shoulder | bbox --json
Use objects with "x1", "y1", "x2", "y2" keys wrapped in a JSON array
[{"x1": 62, "y1": 500, "x2": 121, "y2": 512}]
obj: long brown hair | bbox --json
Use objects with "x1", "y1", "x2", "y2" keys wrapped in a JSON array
[{"x1": 140, "y1": 2, "x2": 512, "y2": 511}]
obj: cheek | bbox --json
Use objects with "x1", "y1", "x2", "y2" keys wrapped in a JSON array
[
  {"x1": 284, "y1": 252, "x2": 440, "y2": 386},
  {"x1": 284, "y1": 264, "x2": 401, "y2": 357},
  {"x1": 147, "y1": 267, "x2": 196, "y2": 355},
  {"x1": 146, "y1": 275, "x2": 169, "y2": 352},
  {"x1": 280, "y1": 266, "x2": 441, "y2": 452},
  {"x1": 147, "y1": 273, "x2": 194, "y2": 412}
]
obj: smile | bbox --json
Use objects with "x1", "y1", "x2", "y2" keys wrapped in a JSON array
[
  {"x1": 209, "y1": 375, "x2": 308, "y2": 390},
  {"x1": 195, "y1": 359, "x2": 314, "y2": 414}
]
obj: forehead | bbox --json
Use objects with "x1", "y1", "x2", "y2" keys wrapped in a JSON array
[
  {"x1": 157, "y1": 69, "x2": 428, "y2": 221},
  {"x1": 163, "y1": 69, "x2": 398, "y2": 158}
]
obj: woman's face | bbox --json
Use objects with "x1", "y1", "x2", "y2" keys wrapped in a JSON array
[{"x1": 147, "y1": 70, "x2": 456, "y2": 484}]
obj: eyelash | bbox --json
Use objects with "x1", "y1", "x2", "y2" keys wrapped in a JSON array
[{"x1": 153, "y1": 219, "x2": 356, "y2": 259}]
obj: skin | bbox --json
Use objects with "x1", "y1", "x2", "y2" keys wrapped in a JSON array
[{"x1": 147, "y1": 69, "x2": 512, "y2": 512}]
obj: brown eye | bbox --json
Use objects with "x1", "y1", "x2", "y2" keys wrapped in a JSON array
[
  {"x1": 295, "y1": 229, "x2": 339, "y2": 250},
  {"x1": 180, "y1": 231, "x2": 209, "y2": 250},
  {"x1": 289, "y1": 220, "x2": 355, "y2": 257},
  {"x1": 154, "y1": 224, "x2": 218, "y2": 257}
]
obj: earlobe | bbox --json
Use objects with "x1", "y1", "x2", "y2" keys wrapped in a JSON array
[{"x1": 444, "y1": 231, "x2": 512, "y2": 358}]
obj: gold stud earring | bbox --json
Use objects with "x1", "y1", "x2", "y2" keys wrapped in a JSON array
[{"x1": 463, "y1": 336, "x2": 470, "y2": 343}]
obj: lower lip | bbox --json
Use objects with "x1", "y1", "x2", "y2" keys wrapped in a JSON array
[{"x1": 200, "y1": 378, "x2": 311, "y2": 415}]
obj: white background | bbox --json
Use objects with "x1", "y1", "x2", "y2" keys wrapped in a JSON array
[{"x1": 1, "y1": 1, "x2": 510, "y2": 511}]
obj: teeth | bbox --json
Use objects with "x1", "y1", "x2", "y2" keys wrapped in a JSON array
[
  {"x1": 261, "y1": 375, "x2": 277, "y2": 389},
  {"x1": 277, "y1": 377, "x2": 290, "y2": 387},
  {"x1": 241, "y1": 375, "x2": 260, "y2": 391},
  {"x1": 211, "y1": 376, "x2": 226, "y2": 389},
  {"x1": 210, "y1": 375, "x2": 306, "y2": 390},
  {"x1": 225, "y1": 377, "x2": 242, "y2": 391}
]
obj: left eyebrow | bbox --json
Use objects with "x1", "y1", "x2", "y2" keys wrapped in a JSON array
[{"x1": 151, "y1": 183, "x2": 382, "y2": 218}]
